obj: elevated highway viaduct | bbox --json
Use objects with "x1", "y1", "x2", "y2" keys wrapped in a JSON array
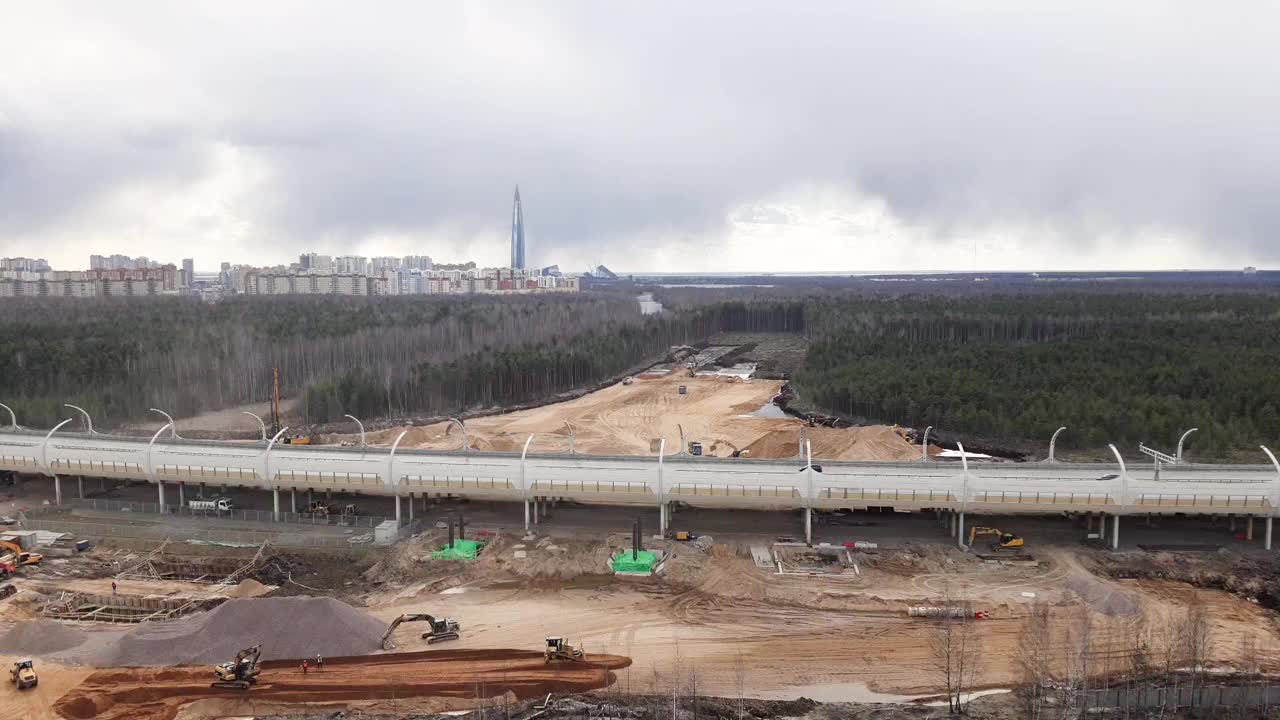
[{"x1": 3, "y1": 427, "x2": 1280, "y2": 549}]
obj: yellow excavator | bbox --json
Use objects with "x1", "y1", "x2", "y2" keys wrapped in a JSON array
[
  {"x1": 10, "y1": 659, "x2": 37, "y2": 690},
  {"x1": 212, "y1": 645, "x2": 262, "y2": 690},
  {"x1": 380, "y1": 613, "x2": 461, "y2": 649},
  {"x1": 967, "y1": 526, "x2": 1025, "y2": 551},
  {"x1": 0, "y1": 540, "x2": 41, "y2": 568},
  {"x1": 544, "y1": 636, "x2": 584, "y2": 663}
]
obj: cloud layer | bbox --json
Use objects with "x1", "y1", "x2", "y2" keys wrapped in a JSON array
[{"x1": 1, "y1": 2, "x2": 1276, "y2": 272}]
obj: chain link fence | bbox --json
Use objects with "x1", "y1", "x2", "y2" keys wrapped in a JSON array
[{"x1": 65, "y1": 497, "x2": 392, "y2": 528}]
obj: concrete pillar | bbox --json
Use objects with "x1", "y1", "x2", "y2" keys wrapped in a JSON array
[
  {"x1": 77, "y1": 476, "x2": 84, "y2": 500},
  {"x1": 957, "y1": 512, "x2": 966, "y2": 549},
  {"x1": 1100, "y1": 513, "x2": 1107, "y2": 541},
  {"x1": 1230, "y1": 514, "x2": 1236, "y2": 532},
  {"x1": 948, "y1": 510, "x2": 956, "y2": 537},
  {"x1": 308, "y1": 489, "x2": 314, "y2": 506},
  {"x1": 1146, "y1": 513, "x2": 1152, "y2": 527},
  {"x1": 178, "y1": 482, "x2": 184, "y2": 508},
  {"x1": 1248, "y1": 515, "x2": 1255, "y2": 541},
  {"x1": 1111, "y1": 514, "x2": 1120, "y2": 550},
  {"x1": 54, "y1": 475, "x2": 62, "y2": 506},
  {"x1": 524, "y1": 498, "x2": 531, "y2": 532},
  {"x1": 408, "y1": 493, "x2": 414, "y2": 521},
  {"x1": 395, "y1": 495, "x2": 402, "y2": 523},
  {"x1": 533, "y1": 497, "x2": 540, "y2": 524},
  {"x1": 157, "y1": 480, "x2": 165, "y2": 512},
  {"x1": 804, "y1": 507, "x2": 812, "y2": 544},
  {"x1": 326, "y1": 488, "x2": 332, "y2": 501},
  {"x1": 272, "y1": 488, "x2": 280, "y2": 521},
  {"x1": 291, "y1": 489, "x2": 297, "y2": 514},
  {"x1": 1267, "y1": 516, "x2": 1274, "y2": 551},
  {"x1": 659, "y1": 502, "x2": 667, "y2": 537},
  {"x1": 1086, "y1": 513, "x2": 1093, "y2": 533},
  {"x1": 199, "y1": 482, "x2": 205, "y2": 498}
]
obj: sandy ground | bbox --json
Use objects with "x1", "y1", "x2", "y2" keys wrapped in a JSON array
[
  {"x1": 351, "y1": 373, "x2": 924, "y2": 461},
  {"x1": 0, "y1": 654, "x2": 93, "y2": 720}
]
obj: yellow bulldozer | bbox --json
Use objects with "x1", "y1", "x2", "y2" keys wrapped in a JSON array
[
  {"x1": 10, "y1": 659, "x2": 37, "y2": 690},
  {"x1": 544, "y1": 636, "x2": 584, "y2": 662},
  {"x1": 967, "y1": 526, "x2": 1025, "y2": 551}
]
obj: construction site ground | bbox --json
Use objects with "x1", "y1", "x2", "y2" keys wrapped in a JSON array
[{"x1": 4, "y1": 504, "x2": 1280, "y2": 719}]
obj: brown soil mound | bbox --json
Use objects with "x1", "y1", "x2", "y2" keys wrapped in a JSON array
[{"x1": 55, "y1": 648, "x2": 632, "y2": 720}]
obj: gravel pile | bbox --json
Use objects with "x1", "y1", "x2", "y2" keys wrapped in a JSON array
[
  {"x1": 0, "y1": 619, "x2": 88, "y2": 655},
  {"x1": 100, "y1": 596, "x2": 387, "y2": 665}
]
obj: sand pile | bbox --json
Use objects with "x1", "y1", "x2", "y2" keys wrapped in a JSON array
[
  {"x1": 100, "y1": 596, "x2": 387, "y2": 665},
  {"x1": 0, "y1": 619, "x2": 88, "y2": 655},
  {"x1": 226, "y1": 578, "x2": 269, "y2": 598}
]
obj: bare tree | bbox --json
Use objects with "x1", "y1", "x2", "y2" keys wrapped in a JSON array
[
  {"x1": 734, "y1": 652, "x2": 747, "y2": 720},
  {"x1": 1017, "y1": 601, "x2": 1054, "y2": 720},
  {"x1": 1062, "y1": 606, "x2": 1095, "y2": 720},
  {"x1": 928, "y1": 601, "x2": 983, "y2": 714},
  {"x1": 1182, "y1": 595, "x2": 1213, "y2": 702}
]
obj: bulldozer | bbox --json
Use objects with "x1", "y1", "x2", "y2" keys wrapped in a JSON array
[
  {"x1": 967, "y1": 526, "x2": 1025, "y2": 551},
  {"x1": 212, "y1": 645, "x2": 262, "y2": 690},
  {"x1": 380, "y1": 613, "x2": 461, "y2": 649},
  {"x1": 544, "y1": 636, "x2": 584, "y2": 663},
  {"x1": 9, "y1": 659, "x2": 36, "y2": 690}
]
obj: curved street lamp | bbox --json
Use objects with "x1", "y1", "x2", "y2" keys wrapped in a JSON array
[
  {"x1": 1177, "y1": 428, "x2": 1199, "y2": 463},
  {"x1": 921, "y1": 426, "x2": 933, "y2": 462},
  {"x1": 344, "y1": 414, "x2": 367, "y2": 447},
  {"x1": 0, "y1": 403, "x2": 17, "y2": 430},
  {"x1": 1048, "y1": 426, "x2": 1067, "y2": 463},
  {"x1": 242, "y1": 412, "x2": 267, "y2": 441},
  {"x1": 564, "y1": 422, "x2": 576, "y2": 455},
  {"x1": 446, "y1": 417, "x2": 467, "y2": 452},
  {"x1": 149, "y1": 408, "x2": 179, "y2": 438},
  {"x1": 63, "y1": 404, "x2": 95, "y2": 434}
]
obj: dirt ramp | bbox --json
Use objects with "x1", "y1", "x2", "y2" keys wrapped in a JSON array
[{"x1": 55, "y1": 648, "x2": 632, "y2": 720}]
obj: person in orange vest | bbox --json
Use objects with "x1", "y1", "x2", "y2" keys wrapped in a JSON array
[{"x1": 301, "y1": 659, "x2": 308, "y2": 674}]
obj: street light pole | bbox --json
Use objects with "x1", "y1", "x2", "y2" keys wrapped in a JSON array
[
  {"x1": 63, "y1": 404, "x2": 95, "y2": 434},
  {"x1": 1049, "y1": 426, "x2": 1067, "y2": 463},
  {"x1": 921, "y1": 426, "x2": 932, "y2": 462},
  {"x1": 242, "y1": 412, "x2": 267, "y2": 441},
  {"x1": 149, "y1": 408, "x2": 179, "y2": 438},
  {"x1": 1177, "y1": 428, "x2": 1199, "y2": 463},
  {"x1": 447, "y1": 417, "x2": 467, "y2": 452},
  {"x1": 344, "y1": 414, "x2": 366, "y2": 447},
  {"x1": 0, "y1": 403, "x2": 16, "y2": 430}
]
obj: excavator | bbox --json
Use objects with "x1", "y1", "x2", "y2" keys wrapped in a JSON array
[
  {"x1": 212, "y1": 645, "x2": 262, "y2": 690},
  {"x1": 380, "y1": 613, "x2": 461, "y2": 649},
  {"x1": 967, "y1": 526, "x2": 1025, "y2": 551},
  {"x1": 544, "y1": 636, "x2": 584, "y2": 663},
  {"x1": 0, "y1": 540, "x2": 41, "y2": 568}
]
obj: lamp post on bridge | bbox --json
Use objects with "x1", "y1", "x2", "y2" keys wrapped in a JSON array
[
  {"x1": 0, "y1": 403, "x2": 17, "y2": 430},
  {"x1": 921, "y1": 426, "x2": 932, "y2": 462},
  {"x1": 447, "y1": 418, "x2": 467, "y2": 452},
  {"x1": 63, "y1": 404, "x2": 95, "y2": 434},
  {"x1": 149, "y1": 408, "x2": 179, "y2": 438},
  {"x1": 242, "y1": 412, "x2": 268, "y2": 441},
  {"x1": 344, "y1": 414, "x2": 366, "y2": 447},
  {"x1": 1177, "y1": 428, "x2": 1199, "y2": 463},
  {"x1": 1048, "y1": 426, "x2": 1067, "y2": 463}
]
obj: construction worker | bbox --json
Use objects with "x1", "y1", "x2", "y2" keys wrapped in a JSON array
[
  {"x1": 316, "y1": 654, "x2": 324, "y2": 671},
  {"x1": 111, "y1": 581, "x2": 117, "y2": 595},
  {"x1": 301, "y1": 659, "x2": 308, "y2": 674}
]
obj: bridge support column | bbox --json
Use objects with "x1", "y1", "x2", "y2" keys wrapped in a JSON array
[
  {"x1": 395, "y1": 495, "x2": 402, "y2": 524},
  {"x1": 804, "y1": 507, "x2": 812, "y2": 545},
  {"x1": 178, "y1": 482, "x2": 184, "y2": 508},
  {"x1": 308, "y1": 489, "x2": 314, "y2": 506},
  {"x1": 533, "y1": 497, "x2": 539, "y2": 525},
  {"x1": 199, "y1": 482, "x2": 205, "y2": 498},
  {"x1": 1085, "y1": 513, "x2": 1093, "y2": 533},
  {"x1": 78, "y1": 476, "x2": 84, "y2": 500},
  {"x1": 524, "y1": 498, "x2": 531, "y2": 532},
  {"x1": 658, "y1": 503, "x2": 667, "y2": 538},
  {"x1": 54, "y1": 474, "x2": 62, "y2": 506},
  {"x1": 1248, "y1": 515, "x2": 1255, "y2": 541},
  {"x1": 947, "y1": 510, "x2": 955, "y2": 537},
  {"x1": 156, "y1": 480, "x2": 164, "y2": 513},
  {"x1": 408, "y1": 493, "x2": 414, "y2": 521},
  {"x1": 1111, "y1": 514, "x2": 1120, "y2": 550},
  {"x1": 1230, "y1": 514, "x2": 1236, "y2": 532},
  {"x1": 957, "y1": 512, "x2": 965, "y2": 549},
  {"x1": 1267, "y1": 517, "x2": 1274, "y2": 551},
  {"x1": 1099, "y1": 514, "x2": 1107, "y2": 541},
  {"x1": 291, "y1": 489, "x2": 296, "y2": 514},
  {"x1": 272, "y1": 489, "x2": 280, "y2": 521}
]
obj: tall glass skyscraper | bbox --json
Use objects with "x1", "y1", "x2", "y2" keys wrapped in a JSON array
[{"x1": 510, "y1": 186, "x2": 526, "y2": 270}]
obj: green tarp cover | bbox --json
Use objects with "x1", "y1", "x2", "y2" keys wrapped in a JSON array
[
  {"x1": 432, "y1": 539, "x2": 485, "y2": 560},
  {"x1": 611, "y1": 549, "x2": 659, "y2": 573}
]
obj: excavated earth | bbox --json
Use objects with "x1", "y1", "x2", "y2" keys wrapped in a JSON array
[{"x1": 53, "y1": 649, "x2": 631, "y2": 720}]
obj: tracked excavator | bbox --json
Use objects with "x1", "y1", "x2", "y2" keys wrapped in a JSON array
[
  {"x1": 967, "y1": 526, "x2": 1025, "y2": 551},
  {"x1": 212, "y1": 645, "x2": 262, "y2": 689},
  {"x1": 380, "y1": 613, "x2": 461, "y2": 649},
  {"x1": 544, "y1": 636, "x2": 584, "y2": 663}
]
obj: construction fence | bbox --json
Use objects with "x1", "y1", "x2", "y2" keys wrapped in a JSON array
[
  {"x1": 64, "y1": 497, "x2": 392, "y2": 529},
  {"x1": 18, "y1": 517, "x2": 374, "y2": 550},
  {"x1": 1085, "y1": 684, "x2": 1280, "y2": 710}
]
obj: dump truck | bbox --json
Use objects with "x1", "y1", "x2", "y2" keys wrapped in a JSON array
[
  {"x1": 10, "y1": 659, "x2": 37, "y2": 690},
  {"x1": 189, "y1": 498, "x2": 234, "y2": 513}
]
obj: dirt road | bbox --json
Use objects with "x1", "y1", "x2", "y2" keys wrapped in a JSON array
[
  {"x1": 53, "y1": 648, "x2": 630, "y2": 720},
  {"x1": 355, "y1": 373, "x2": 922, "y2": 461}
]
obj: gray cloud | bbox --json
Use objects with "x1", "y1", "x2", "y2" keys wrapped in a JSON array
[{"x1": 1, "y1": 1, "x2": 1277, "y2": 270}]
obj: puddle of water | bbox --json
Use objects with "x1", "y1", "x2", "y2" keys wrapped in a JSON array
[{"x1": 750, "y1": 403, "x2": 789, "y2": 418}]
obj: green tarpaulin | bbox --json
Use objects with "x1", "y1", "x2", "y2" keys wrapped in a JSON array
[
  {"x1": 432, "y1": 539, "x2": 485, "y2": 560},
  {"x1": 611, "y1": 549, "x2": 660, "y2": 573}
]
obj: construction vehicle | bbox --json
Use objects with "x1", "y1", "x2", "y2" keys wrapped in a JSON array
[
  {"x1": 687, "y1": 441, "x2": 703, "y2": 456},
  {"x1": 0, "y1": 583, "x2": 16, "y2": 601},
  {"x1": 380, "y1": 613, "x2": 461, "y2": 649},
  {"x1": 967, "y1": 526, "x2": 1025, "y2": 551},
  {"x1": 10, "y1": 659, "x2": 37, "y2": 689},
  {"x1": 0, "y1": 540, "x2": 41, "y2": 567},
  {"x1": 212, "y1": 645, "x2": 262, "y2": 690},
  {"x1": 283, "y1": 434, "x2": 312, "y2": 445},
  {"x1": 544, "y1": 636, "x2": 584, "y2": 663},
  {"x1": 0, "y1": 559, "x2": 15, "y2": 579},
  {"x1": 673, "y1": 531, "x2": 698, "y2": 542},
  {"x1": 189, "y1": 498, "x2": 234, "y2": 513}
]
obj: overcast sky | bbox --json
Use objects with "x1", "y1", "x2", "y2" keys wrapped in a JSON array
[{"x1": 1, "y1": 2, "x2": 1276, "y2": 273}]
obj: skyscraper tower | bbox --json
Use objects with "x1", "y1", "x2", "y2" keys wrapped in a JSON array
[{"x1": 510, "y1": 185, "x2": 526, "y2": 270}]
